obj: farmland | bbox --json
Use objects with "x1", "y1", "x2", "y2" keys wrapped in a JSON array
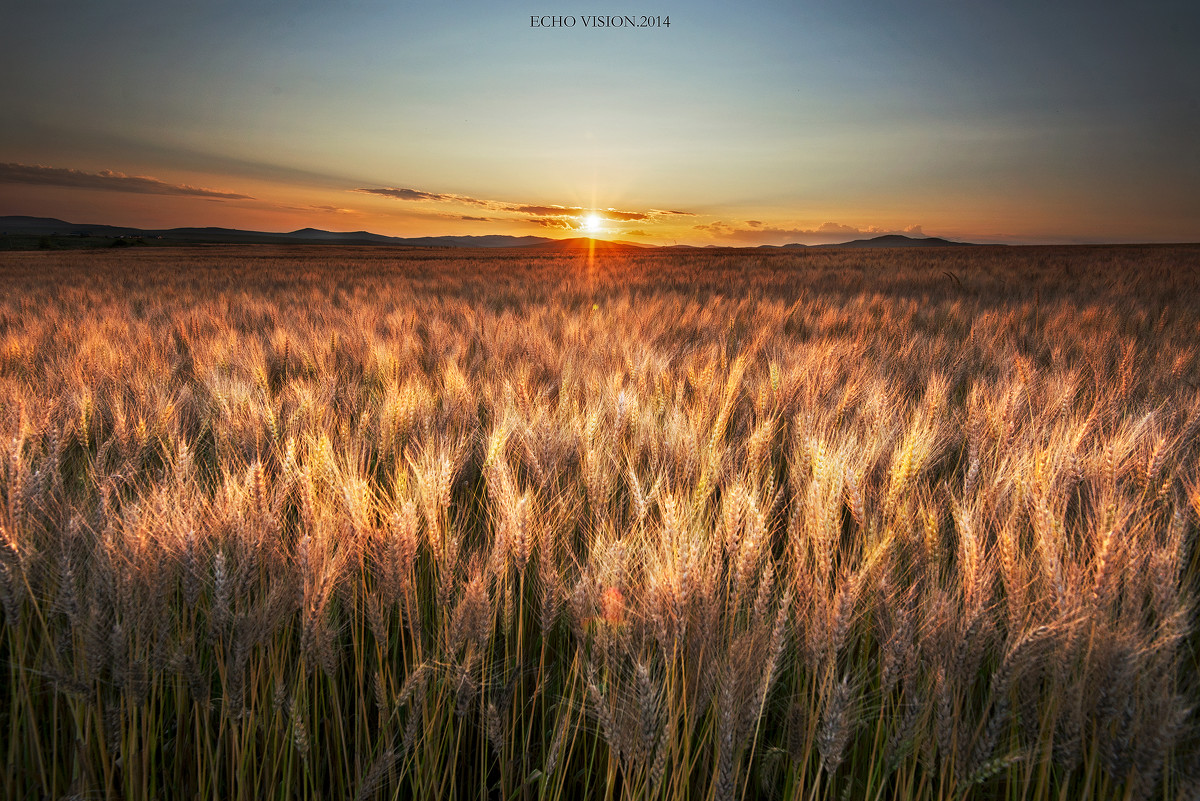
[{"x1": 0, "y1": 244, "x2": 1197, "y2": 800}]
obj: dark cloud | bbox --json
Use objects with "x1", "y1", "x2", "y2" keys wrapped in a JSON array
[
  {"x1": 597, "y1": 209, "x2": 649, "y2": 222},
  {"x1": 527, "y1": 217, "x2": 579, "y2": 229},
  {"x1": 460, "y1": 215, "x2": 491, "y2": 222},
  {"x1": 504, "y1": 204, "x2": 583, "y2": 216},
  {"x1": 0, "y1": 162, "x2": 252, "y2": 199},
  {"x1": 357, "y1": 184, "x2": 692, "y2": 228},
  {"x1": 354, "y1": 187, "x2": 451, "y2": 201},
  {"x1": 5, "y1": 123, "x2": 377, "y2": 190},
  {"x1": 695, "y1": 220, "x2": 927, "y2": 245}
]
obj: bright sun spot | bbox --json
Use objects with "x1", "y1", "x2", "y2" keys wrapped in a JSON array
[{"x1": 582, "y1": 213, "x2": 602, "y2": 233}]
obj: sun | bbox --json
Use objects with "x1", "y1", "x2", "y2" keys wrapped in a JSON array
[{"x1": 582, "y1": 213, "x2": 603, "y2": 233}]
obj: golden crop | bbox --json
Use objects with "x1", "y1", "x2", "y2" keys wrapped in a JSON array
[{"x1": 0, "y1": 244, "x2": 1196, "y2": 800}]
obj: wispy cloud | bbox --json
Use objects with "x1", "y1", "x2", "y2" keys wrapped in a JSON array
[
  {"x1": 527, "y1": 217, "x2": 578, "y2": 229},
  {"x1": 502, "y1": 204, "x2": 649, "y2": 222},
  {"x1": 354, "y1": 187, "x2": 450, "y2": 202},
  {"x1": 694, "y1": 220, "x2": 927, "y2": 245},
  {"x1": 597, "y1": 209, "x2": 649, "y2": 222},
  {"x1": 0, "y1": 162, "x2": 252, "y2": 199},
  {"x1": 504, "y1": 204, "x2": 582, "y2": 216},
  {"x1": 309, "y1": 204, "x2": 359, "y2": 214},
  {"x1": 353, "y1": 186, "x2": 489, "y2": 206},
  {"x1": 354, "y1": 184, "x2": 690, "y2": 229}
]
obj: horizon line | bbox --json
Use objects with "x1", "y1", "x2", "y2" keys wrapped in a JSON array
[{"x1": 5, "y1": 213, "x2": 1200, "y2": 249}]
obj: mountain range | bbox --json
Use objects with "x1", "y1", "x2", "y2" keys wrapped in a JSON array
[{"x1": 0, "y1": 216, "x2": 974, "y2": 250}]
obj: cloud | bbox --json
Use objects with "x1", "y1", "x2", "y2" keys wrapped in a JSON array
[
  {"x1": 353, "y1": 186, "x2": 493, "y2": 206},
  {"x1": 460, "y1": 215, "x2": 491, "y2": 222},
  {"x1": 354, "y1": 184, "x2": 690, "y2": 229},
  {"x1": 694, "y1": 220, "x2": 927, "y2": 245},
  {"x1": 598, "y1": 209, "x2": 649, "y2": 222},
  {"x1": 809, "y1": 221, "x2": 925, "y2": 236},
  {"x1": 504, "y1": 204, "x2": 582, "y2": 216},
  {"x1": 503, "y1": 205, "x2": 654, "y2": 222},
  {"x1": 0, "y1": 162, "x2": 252, "y2": 199},
  {"x1": 354, "y1": 187, "x2": 450, "y2": 201},
  {"x1": 309, "y1": 204, "x2": 358, "y2": 214},
  {"x1": 526, "y1": 217, "x2": 580, "y2": 229}
]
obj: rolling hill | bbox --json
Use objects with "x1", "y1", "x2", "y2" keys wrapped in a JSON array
[{"x1": 1, "y1": 216, "x2": 977, "y2": 249}]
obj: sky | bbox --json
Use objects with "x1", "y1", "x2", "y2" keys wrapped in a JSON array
[{"x1": 1, "y1": 0, "x2": 1198, "y2": 245}]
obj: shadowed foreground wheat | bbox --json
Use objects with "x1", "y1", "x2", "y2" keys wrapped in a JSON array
[{"x1": 0, "y1": 245, "x2": 1197, "y2": 800}]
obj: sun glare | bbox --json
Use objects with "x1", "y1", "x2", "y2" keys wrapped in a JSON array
[{"x1": 582, "y1": 213, "x2": 602, "y2": 233}]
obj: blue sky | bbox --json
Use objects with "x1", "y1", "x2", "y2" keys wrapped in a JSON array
[{"x1": 2, "y1": 0, "x2": 1197, "y2": 243}]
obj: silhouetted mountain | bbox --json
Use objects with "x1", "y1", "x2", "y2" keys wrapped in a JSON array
[
  {"x1": 0, "y1": 216, "x2": 146, "y2": 237},
  {"x1": 1, "y1": 217, "x2": 981, "y2": 250},
  {"x1": 815, "y1": 234, "x2": 967, "y2": 248},
  {"x1": 0, "y1": 216, "x2": 560, "y2": 248},
  {"x1": 757, "y1": 235, "x2": 970, "y2": 248},
  {"x1": 0, "y1": 216, "x2": 77, "y2": 229},
  {"x1": 286, "y1": 228, "x2": 400, "y2": 243}
]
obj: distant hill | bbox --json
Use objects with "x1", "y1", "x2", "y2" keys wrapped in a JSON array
[
  {"x1": 760, "y1": 234, "x2": 973, "y2": 249},
  {"x1": 0, "y1": 216, "x2": 147, "y2": 238},
  {"x1": 1, "y1": 217, "x2": 978, "y2": 250},
  {"x1": 817, "y1": 234, "x2": 969, "y2": 248},
  {"x1": 0, "y1": 216, "x2": 559, "y2": 249}
]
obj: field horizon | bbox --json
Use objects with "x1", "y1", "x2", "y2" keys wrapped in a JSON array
[
  {"x1": 1, "y1": 244, "x2": 1197, "y2": 800},
  {"x1": 0, "y1": 214, "x2": 1011, "y2": 252}
]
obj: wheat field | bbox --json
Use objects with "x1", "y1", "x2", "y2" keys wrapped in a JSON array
[{"x1": 0, "y1": 244, "x2": 1197, "y2": 800}]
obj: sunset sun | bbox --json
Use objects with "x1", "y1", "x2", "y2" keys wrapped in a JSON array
[{"x1": 582, "y1": 213, "x2": 603, "y2": 233}]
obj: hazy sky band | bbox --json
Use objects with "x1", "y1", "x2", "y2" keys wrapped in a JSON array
[{"x1": 1, "y1": 0, "x2": 1196, "y2": 244}]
